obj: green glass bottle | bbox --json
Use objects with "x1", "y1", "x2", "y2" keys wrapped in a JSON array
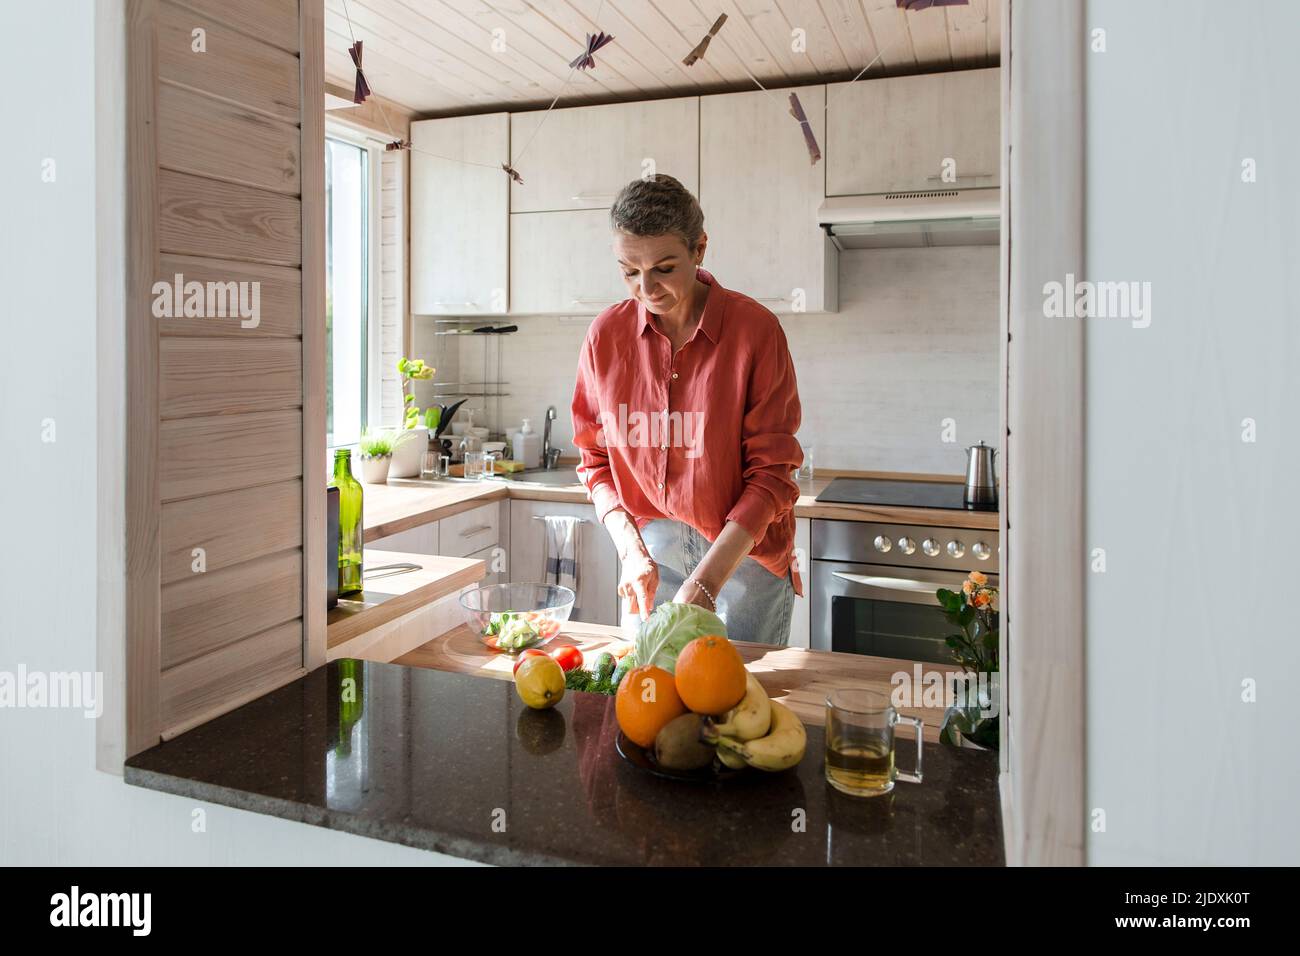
[{"x1": 330, "y1": 449, "x2": 364, "y2": 595}]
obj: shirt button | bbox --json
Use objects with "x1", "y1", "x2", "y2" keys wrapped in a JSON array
[
  {"x1": 657, "y1": 481, "x2": 664, "y2": 489},
  {"x1": 671, "y1": 372, "x2": 679, "y2": 380}
]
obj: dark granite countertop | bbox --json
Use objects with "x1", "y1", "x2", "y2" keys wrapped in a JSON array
[{"x1": 125, "y1": 660, "x2": 1004, "y2": 866}]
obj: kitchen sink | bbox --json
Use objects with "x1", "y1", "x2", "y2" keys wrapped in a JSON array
[{"x1": 502, "y1": 467, "x2": 581, "y2": 486}]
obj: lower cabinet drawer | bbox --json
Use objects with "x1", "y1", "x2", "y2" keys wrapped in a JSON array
[
  {"x1": 439, "y1": 502, "x2": 499, "y2": 557},
  {"x1": 465, "y1": 542, "x2": 504, "y2": 588}
]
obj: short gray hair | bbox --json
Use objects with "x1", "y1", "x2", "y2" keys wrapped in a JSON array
[{"x1": 609, "y1": 174, "x2": 705, "y2": 252}]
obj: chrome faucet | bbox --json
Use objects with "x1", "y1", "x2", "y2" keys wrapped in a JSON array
[{"x1": 542, "y1": 405, "x2": 562, "y2": 469}]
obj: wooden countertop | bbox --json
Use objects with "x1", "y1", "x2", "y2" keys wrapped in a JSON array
[
  {"x1": 396, "y1": 619, "x2": 947, "y2": 743},
  {"x1": 327, "y1": 549, "x2": 485, "y2": 650},
  {"x1": 364, "y1": 468, "x2": 997, "y2": 542}
]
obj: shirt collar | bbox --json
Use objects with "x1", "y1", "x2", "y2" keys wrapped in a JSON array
[{"x1": 637, "y1": 267, "x2": 723, "y2": 344}]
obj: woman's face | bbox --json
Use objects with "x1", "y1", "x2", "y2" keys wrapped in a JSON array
[{"x1": 613, "y1": 231, "x2": 707, "y2": 315}]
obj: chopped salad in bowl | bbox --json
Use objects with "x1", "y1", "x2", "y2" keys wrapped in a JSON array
[{"x1": 460, "y1": 583, "x2": 575, "y2": 653}]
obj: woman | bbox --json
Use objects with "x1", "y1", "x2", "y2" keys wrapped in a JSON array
[{"x1": 570, "y1": 174, "x2": 804, "y2": 645}]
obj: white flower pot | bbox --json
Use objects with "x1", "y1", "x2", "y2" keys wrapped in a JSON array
[
  {"x1": 388, "y1": 427, "x2": 427, "y2": 479},
  {"x1": 360, "y1": 454, "x2": 392, "y2": 484}
]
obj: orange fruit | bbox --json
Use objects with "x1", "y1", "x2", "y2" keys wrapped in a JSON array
[
  {"x1": 616, "y1": 665, "x2": 686, "y2": 748},
  {"x1": 674, "y1": 636, "x2": 748, "y2": 716}
]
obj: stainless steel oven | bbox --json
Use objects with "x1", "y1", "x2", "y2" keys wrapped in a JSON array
[{"x1": 811, "y1": 519, "x2": 998, "y2": 663}]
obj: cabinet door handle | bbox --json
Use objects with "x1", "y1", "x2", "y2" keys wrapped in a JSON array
[{"x1": 459, "y1": 524, "x2": 493, "y2": 537}]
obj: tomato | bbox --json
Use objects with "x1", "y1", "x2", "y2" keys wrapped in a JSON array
[
  {"x1": 549, "y1": 645, "x2": 583, "y2": 673},
  {"x1": 512, "y1": 648, "x2": 549, "y2": 674}
]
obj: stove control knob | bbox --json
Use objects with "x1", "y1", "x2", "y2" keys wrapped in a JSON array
[
  {"x1": 972, "y1": 541, "x2": 991, "y2": 561},
  {"x1": 921, "y1": 538, "x2": 941, "y2": 557},
  {"x1": 897, "y1": 536, "x2": 916, "y2": 555},
  {"x1": 873, "y1": 535, "x2": 892, "y2": 553},
  {"x1": 946, "y1": 540, "x2": 966, "y2": 559}
]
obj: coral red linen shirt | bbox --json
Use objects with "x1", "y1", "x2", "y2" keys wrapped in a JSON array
[{"x1": 570, "y1": 268, "x2": 804, "y2": 597}]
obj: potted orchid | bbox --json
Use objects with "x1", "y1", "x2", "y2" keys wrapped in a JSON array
[
  {"x1": 390, "y1": 357, "x2": 437, "y2": 478},
  {"x1": 935, "y1": 571, "x2": 1000, "y2": 750}
]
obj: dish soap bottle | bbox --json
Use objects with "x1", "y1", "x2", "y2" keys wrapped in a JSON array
[
  {"x1": 330, "y1": 448, "x2": 364, "y2": 595},
  {"x1": 513, "y1": 418, "x2": 541, "y2": 468}
]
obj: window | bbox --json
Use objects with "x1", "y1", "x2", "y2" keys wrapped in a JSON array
[{"x1": 325, "y1": 131, "x2": 382, "y2": 448}]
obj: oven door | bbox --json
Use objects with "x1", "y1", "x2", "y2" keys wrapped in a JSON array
[{"x1": 811, "y1": 560, "x2": 995, "y2": 664}]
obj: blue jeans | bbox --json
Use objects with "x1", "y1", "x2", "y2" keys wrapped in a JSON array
[{"x1": 620, "y1": 519, "x2": 794, "y2": 646}]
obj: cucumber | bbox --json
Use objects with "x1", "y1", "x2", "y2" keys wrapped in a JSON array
[
  {"x1": 592, "y1": 652, "x2": 616, "y2": 684},
  {"x1": 611, "y1": 651, "x2": 637, "y2": 691}
]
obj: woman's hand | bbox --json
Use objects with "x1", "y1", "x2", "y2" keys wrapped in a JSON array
[
  {"x1": 604, "y1": 509, "x2": 659, "y2": 620},
  {"x1": 618, "y1": 547, "x2": 659, "y2": 621}
]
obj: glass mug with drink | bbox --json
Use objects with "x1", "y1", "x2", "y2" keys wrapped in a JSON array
[{"x1": 824, "y1": 688, "x2": 923, "y2": 797}]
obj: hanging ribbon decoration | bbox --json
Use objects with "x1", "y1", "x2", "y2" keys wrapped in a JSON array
[
  {"x1": 348, "y1": 41, "x2": 371, "y2": 104},
  {"x1": 683, "y1": 13, "x2": 727, "y2": 66},
  {"x1": 569, "y1": 31, "x2": 615, "y2": 71},
  {"x1": 787, "y1": 92, "x2": 821, "y2": 165},
  {"x1": 501, "y1": 163, "x2": 524, "y2": 185}
]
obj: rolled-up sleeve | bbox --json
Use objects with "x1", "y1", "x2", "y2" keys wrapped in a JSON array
[
  {"x1": 571, "y1": 333, "x2": 623, "y2": 523},
  {"x1": 725, "y1": 323, "x2": 803, "y2": 545}
]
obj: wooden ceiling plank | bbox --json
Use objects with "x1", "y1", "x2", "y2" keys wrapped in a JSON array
[
  {"x1": 902, "y1": 4, "x2": 952, "y2": 70},
  {"x1": 697, "y1": 0, "x2": 796, "y2": 89},
  {"x1": 945, "y1": 0, "x2": 990, "y2": 68},
  {"x1": 563, "y1": 0, "x2": 724, "y2": 91},
  {"x1": 713, "y1": 0, "x2": 807, "y2": 83},
  {"x1": 640, "y1": 0, "x2": 753, "y2": 86},
  {"x1": 787, "y1": 0, "x2": 855, "y2": 76},
  {"x1": 501, "y1": 0, "x2": 655, "y2": 100},
  {"x1": 324, "y1": 10, "x2": 506, "y2": 106},
  {"x1": 817, "y1": 0, "x2": 880, "y2": 71},
  {"x1": 334, "y1": 0, "x2": 545, "y2": 106},
  {"x1": 859, "y1": 0, "x2": 917, "y2": 73},
  {"x1": 445, "y1": 0, "x2": 628, "y2": 105},
  {"x1": 324, "y1": 33, "x2": 466, "y2": 112}
]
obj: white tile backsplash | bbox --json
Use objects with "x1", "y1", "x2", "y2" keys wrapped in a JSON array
[{"x1": 412, "y1": 245, "x2": 999, "y2": 473}]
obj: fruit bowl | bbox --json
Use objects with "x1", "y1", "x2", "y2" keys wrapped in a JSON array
[
  {"x1": 615, "y1": 732, "x2": 744, "y2": 783},
  {"x1": 461, "y1": 583, "x2": 575, "y2": 653}
]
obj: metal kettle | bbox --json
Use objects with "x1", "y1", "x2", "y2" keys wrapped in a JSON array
[{"x1": 963, "y1": 441, "x2": 998, "y2": 507}]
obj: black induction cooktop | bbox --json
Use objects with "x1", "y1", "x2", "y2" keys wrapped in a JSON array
[{"x1": 814, "y1": 477, "x2": 997, "y2": 512}]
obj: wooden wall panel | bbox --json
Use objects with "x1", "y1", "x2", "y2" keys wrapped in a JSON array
[
  {"x1": 159, "y1": 170, "x2": 301, "y2": 266},
  {"x1": 160, "y1": 620, "x2": 304, "y2": 736},
  {"x1": 126, "y1": 0, "x2": 162, "y2": 756},
  {"x1": 157, "y1": 82, "x2": 300, "y2": 194},
  {"x1": 161, "y1": 550, "x2": 303, "y2": 668},
  {"x1": 160, "y1": 408, "x2": 303, "y2": 501},
  {"x1": 158, "y1": 254, "x2": 301, "y2": 337},
  {"x1": 160, "y1": 338, "x2": 303, "y2": 418},
  {"x1": 171, "y1": 0, "x2": 301, "y2": 55},
  {"x1": 301, "y1": 0, "x2": 327, "y2": 671},
  {"x1": 156, "y1": 1, "x2": 299, "y2": 120},
  {"x1": 161, "y1": 479, "x2": 303, "y2": 584}
]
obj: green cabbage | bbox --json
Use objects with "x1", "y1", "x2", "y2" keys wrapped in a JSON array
[{"x1": 633, "y1": 602, "x2": 728, "y2": 674}]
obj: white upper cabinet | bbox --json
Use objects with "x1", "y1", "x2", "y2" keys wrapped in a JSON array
[
  {"x1": 699, "y1": 86, "x2": 837, "y2": 314},
  {"x1": 826, "y1": 68, "x2": 1000, "y2": 196},
  {"x1": 510, "y1": 208, "x2": 627, "y2": 315},
  {"x1": 509, "y1": 99, "x2": 699, "y2": 213},
  {"x1": 410, "y1": 112, "x2": 510, "y2": 315}
]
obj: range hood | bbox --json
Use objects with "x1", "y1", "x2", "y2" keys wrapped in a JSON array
[{"x1": 818, "y1": 187, "x2": 1000, "y2": 249}]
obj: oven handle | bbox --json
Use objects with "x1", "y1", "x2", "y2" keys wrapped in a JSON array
[{"x1": 831, "y1": 571, "x2": 952, "y2": 595}]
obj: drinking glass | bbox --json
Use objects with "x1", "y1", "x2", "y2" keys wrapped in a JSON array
[
  {"x1": 824, "y1": 688, "x2": 922, "y2": 797},
  {"x1": 420, "y1": 444, "x2": 440, "y2": 480},
  {"x1": 797, "y1": 445, "x2": 815, "y2": 481},
  {"x1": 463, "y1": 451, "x2": 488, "y2": 479}
]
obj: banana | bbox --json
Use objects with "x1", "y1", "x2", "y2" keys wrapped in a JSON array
[
  {"x1": 704, "y1": 672, "x2": 771, "y2": 742},
  {"x1": 714, "y1": 700, "x2": 806, "y2": 772},
  {"x1": 716, "y1": 745, "x2": 748, "y2": 770}
]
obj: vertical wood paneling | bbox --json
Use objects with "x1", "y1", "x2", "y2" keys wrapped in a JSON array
[
  {"x1": 160, "y1": 338, "x2": 303, "y2": 418},
  {"x1": 130, "y1": 0, "x2": 319, "y2": 757},
  {"x1": 159, "y1": 169, "x2": 301, "y2": 266},
  {"x1": 126, "y1": 0, "x2": 162, "y2": 757},
  {"x1": 160, "y1": 409, "x2": 303, "y2": 501},
  {"x1": 156, "y1": 1, "x2": 299, "y2": 120},
  {"x1": 161, "y1": 479, "x2": 303, "y2": 584},
  {"x1": 157, "y1": 81, "x2": 300, "y2": 194},
  {"x1": 301, "y1": 0, "x2": 327, "y2": 671}
]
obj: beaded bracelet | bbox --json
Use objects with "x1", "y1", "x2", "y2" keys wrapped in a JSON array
[{"x1": 685, "y1": 577, "x2": 717, "y2": 612}]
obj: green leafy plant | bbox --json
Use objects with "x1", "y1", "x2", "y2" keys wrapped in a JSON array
[
  {"x1": 936, "y1": 573, "x2": 1000, "y2": 749},
  {"x1": 398, "y1": 357, "x2": 438, "y2": 430},
  {"x1": 358, "y1": 427, "x2": 413, "y2": 459},
  {"x1": 633, "y1": 602, "x2": 728, "y2": 674}
]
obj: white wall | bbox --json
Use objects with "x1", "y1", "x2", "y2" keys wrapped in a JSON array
[
  {"x1": 416, "y1": 245, "x2": 1000, "y2": 475},
  {"x1": 0, "y1": 0, "x2": 470, "y2": 866},
  {"x1": 1084, "y1": 0, "x2": 1298, "y2": 864}
]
